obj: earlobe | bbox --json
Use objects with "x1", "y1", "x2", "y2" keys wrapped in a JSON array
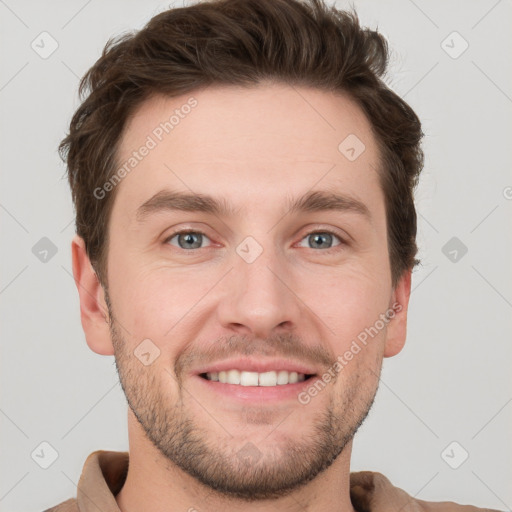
[
  {"x1": 71, "y1": 235, "x2": 114, "y2": 356},
  {"x1": 383, "y1": 269, "x2": 412, "y2": 358}
]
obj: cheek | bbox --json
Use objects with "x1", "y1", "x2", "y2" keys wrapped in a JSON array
[
  {"x1": 108, "y1": 225, "x2": 392, "y2": 355},
  {"x1": 108, "y1": 262, "x2": 216, "y2": 341},
  {"x1": 308, "y1": 268, "x2": 391, "y2": 345}
]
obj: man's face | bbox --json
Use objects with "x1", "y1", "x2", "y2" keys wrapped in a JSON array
[{"x1": 95, "y1": 83, "x2": 408, "y2": 500}]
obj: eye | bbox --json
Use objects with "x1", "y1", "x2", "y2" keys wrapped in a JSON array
[
  {"x1": 165, "y1": 230, "x2": 212, "y2": 250},
  {"x1": 297, "y1": 230, "x2": 343, "y2": 250},
  {"x1": 164, "y1": 229, "x2": 346, "y2": 252}
]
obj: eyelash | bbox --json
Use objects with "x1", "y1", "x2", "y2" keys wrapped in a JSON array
[{"x1": 163, "y1": 228, "x2": 347, "y2": 252}]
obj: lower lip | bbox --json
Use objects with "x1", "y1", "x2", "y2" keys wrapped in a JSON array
[{"x1": 193, "y1": 375, "x2": 315, "y2": 403}]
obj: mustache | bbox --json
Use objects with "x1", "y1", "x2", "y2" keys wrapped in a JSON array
[{"x1": 175, "y1": 332, "x2": 335, "y2": 378}]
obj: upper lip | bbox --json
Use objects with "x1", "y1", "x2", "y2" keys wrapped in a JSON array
[{"x1": 193, "y1": 357, "x2": 319, "y2": 376}]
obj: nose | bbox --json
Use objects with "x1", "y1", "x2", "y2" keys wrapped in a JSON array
[{"x1": 216, "y1": 244, "x2": 302, "y2": 339}]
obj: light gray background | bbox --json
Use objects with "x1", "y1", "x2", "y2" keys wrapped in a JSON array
[{"x1": 1, "y1": 0, "x2": 511, "y2": 511}]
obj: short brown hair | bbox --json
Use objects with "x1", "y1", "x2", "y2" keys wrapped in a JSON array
[{"x1": 59, "y1": 0, "x2": 424, "y2": 288}]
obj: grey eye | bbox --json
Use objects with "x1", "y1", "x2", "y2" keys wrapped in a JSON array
[
  {"x1": 299, "y1": 232, "x2": 341, "y2": 250},
  {"x1": 167, "y1": 231, "x2": 210, "y2": 250}
]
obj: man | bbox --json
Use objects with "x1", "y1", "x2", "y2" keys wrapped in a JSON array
[{"x1": 46, "y1": 0, "x2": 501, "y2": 510}]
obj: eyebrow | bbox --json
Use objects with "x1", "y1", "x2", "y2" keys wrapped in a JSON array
[{"x1": 136, "y1": 189, "x2": 371, "y2": 222}]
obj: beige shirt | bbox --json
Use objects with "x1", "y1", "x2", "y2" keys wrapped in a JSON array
[{"x1": 43, "y1": 450, "x2": 501, "y2": 512}]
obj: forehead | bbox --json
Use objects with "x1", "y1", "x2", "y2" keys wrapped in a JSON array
[{"x1": 113, "y1": 83, "x2": 383, "y2": 219}]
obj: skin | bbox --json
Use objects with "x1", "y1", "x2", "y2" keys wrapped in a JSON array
[{"x1": 72, "y1": 82, "x2": 411, "y2": 512}]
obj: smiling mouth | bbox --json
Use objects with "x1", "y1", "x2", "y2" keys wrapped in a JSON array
[{"x1": 199, "y1": 370, "x2": 317, "y2": 387}]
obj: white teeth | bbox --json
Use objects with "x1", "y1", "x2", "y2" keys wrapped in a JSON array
[
  {"x1": 227, "y1": 369, "x2": 241, "y2": 384},
  {"x1": 276, "y1": 370, "x2": 289, "y2": 385},
  {"x1": 240, "y1": 371, "x2": 259, "y2": 386},
  {"x1": 204, "y1": 370, "x2": 308, "y2": 386},
  {"x1": 258, "y1": 371, "x2": 277, "y2": 386}
]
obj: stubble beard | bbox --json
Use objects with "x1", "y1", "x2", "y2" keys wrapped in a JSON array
[{"x1": 107, "y1": 302, "x2": 380, "y2": 502}]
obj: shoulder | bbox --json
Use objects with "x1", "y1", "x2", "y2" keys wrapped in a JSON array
[
  {"x1": 350, "y1": 471, "x2": 502, "y2": 512},
  {"x1": 43, "y1": 497, "x2": 79, "y2": 512},
  {"x1": 414, "y1": 496, "x2": 504, "y2": 512}
]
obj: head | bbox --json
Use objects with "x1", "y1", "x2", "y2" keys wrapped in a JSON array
[{"x1": 64, "y1": 0, "x2": 423, "y2": 501}]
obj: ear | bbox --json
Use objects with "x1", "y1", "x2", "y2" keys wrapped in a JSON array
[
  {"x1": 383, "y1": 269, "x2": 412, "y2": 358},
  {"x1": 71, "y1": 235, "x2": 114, "y2": 356}
]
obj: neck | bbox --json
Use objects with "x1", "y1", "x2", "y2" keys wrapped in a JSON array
[{"x1": 115, "y1": 409, "x2": 356, "y2": 512}]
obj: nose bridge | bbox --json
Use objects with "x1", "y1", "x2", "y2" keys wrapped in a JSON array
[
  {"x1": 239, "y1": 247, "x2": 284, "y2": 303},
  {"x1": 217, "y1": 236, "x2": 301, "y2": 337}
]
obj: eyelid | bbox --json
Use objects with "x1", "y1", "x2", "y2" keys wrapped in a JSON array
[
  {"x1": 292, "y1": 223, "x2": 352, "y2": 247},
  {"x1": 163, "y1": 225, "x2": 350, "y2": 251},
  {"x1": 294, "y1": 227, "x2": 348, "y2": 250},
  {"x1": 163, "y1": 228, "x2": 214, "y2": 248}
]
